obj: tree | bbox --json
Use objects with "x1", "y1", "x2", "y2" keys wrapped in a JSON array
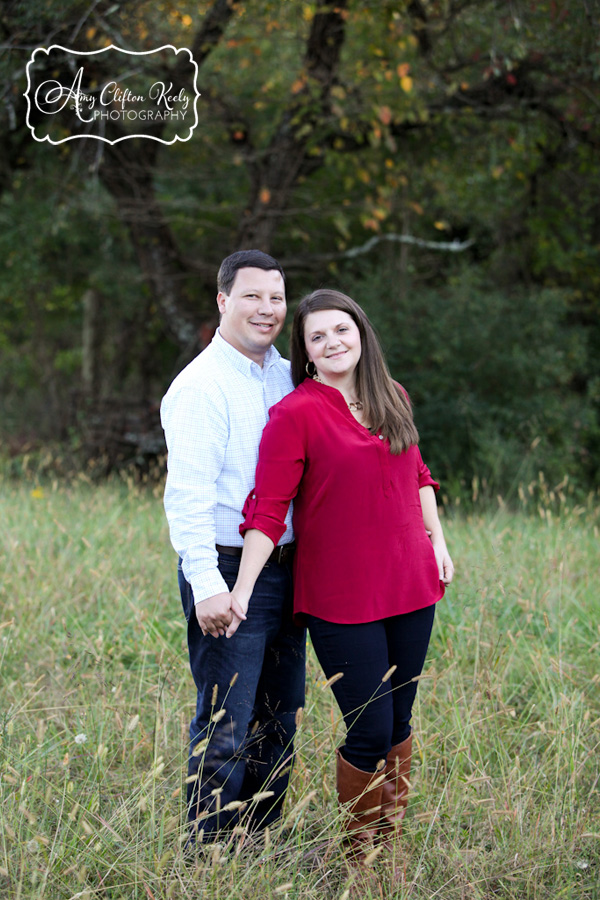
[{"x1": 1, "y1": 0, "x2": 599, "y2": 484}]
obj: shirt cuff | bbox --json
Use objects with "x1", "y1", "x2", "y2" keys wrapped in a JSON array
[
  {"x1": 239, "y1": 491, "x2": 288, "y2": 546},
  {"x1": 419, "y1": 476, "x2": 440, "y2": 492},
  {"x1": 190, "y1": 568, "x2": 229, "y2": 605}
]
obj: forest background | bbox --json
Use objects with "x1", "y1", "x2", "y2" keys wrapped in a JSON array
[{"x1": 1, "y1": 0, "x2": 600, "y2": 502}]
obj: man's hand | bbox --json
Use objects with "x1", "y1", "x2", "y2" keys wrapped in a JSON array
[
  {"x1": 195, "y1": 592, "x2": 232, "y2": 637},
  {"x1": 195, "y1": 592, "x2": 248, "y2": 638}
]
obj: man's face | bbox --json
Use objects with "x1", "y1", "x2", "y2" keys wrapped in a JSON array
[{"x1": 217, "y1": 267, "x2": 286, "y2": 364}]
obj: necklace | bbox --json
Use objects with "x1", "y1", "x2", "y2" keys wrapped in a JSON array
[{"x1": 312, "y1": 373, "x2": 363, "y2": 411}]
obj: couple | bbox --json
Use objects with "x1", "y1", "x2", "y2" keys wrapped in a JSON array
[{"x1": 160, "y1": 249, "x2": 453, "y2": 865}]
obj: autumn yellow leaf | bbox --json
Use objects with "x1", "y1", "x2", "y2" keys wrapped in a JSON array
[
  {"x1": 363, "y1": 218, "x2": 380, "y2": 232},
  {"x1": 86, "y1": 27, "x2": 96, "y2": 40},
  {"x1": 397, "y1": 63, "x2": 410, "y2": 78},
  {"x1": 181, "y1": 14, "x2": 192, "y2": 27},
  {"x1": 401, "y1": 76, "x2": 413, "y2": 92},
  {"x1": 409, "y1": 201, "x2": 424, "y2": 215},
  {"x1": 434, "y1": 221, "x2": 449, "y2": 230},
  {"x1": 291, "y1": 77, "x2": 305, "y2": 95},
  {"x1": 259, "y1": 188, "x2": 271, "y2": 204}
]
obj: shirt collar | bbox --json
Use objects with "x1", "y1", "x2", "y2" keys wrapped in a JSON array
[{"x1": 212, "y1": 328, "x2": 282, "y2": 377}]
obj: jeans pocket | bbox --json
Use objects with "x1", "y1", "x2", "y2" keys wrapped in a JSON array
[{"x1": 218, "y1": 553, "x2": 240, "y2": 589}]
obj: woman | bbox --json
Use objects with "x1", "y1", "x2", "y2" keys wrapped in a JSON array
[{"x1": 227, "y1": 289, "x2": 453, "y2": 864}]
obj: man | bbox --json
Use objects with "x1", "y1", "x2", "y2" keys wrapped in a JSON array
[{"x1": 161, "y1": 250, "x2": 305, "y2": 844}]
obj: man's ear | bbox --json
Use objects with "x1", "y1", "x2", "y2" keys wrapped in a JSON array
[{"x1": 216, "y1": 291, "x2": 227, "y2": 315}]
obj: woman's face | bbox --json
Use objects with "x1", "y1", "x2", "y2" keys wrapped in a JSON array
[{"x1": 304, "y1": 309, "x2": 362, "y2": 384}]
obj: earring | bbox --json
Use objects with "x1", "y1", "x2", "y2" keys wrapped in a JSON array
[{"x1": 305, "y1": 360, "x2": 316, "y2": 377}]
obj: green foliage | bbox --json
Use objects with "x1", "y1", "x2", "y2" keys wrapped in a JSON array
[
  {"x1": 1, "y1": 0, "x2": 600, "y2": 489},
  {"x1": 342, "y1": 264, "x2": 597, "y2": 495},
  {"x1": 0, "y1": 150, "x2": 165, "y2": 438}
]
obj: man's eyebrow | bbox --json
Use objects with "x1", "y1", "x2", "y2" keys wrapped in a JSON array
[{"x1": 242, "y1": 288, "x2": 284, "y2": 295}]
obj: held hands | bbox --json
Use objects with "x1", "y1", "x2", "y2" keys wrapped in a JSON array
[{"x1": 195, "y1": 591, "x2": 247, "y2": 638}]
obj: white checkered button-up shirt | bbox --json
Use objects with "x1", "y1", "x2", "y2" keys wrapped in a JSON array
[{"x1": 161, "y1": 330, "x2": 295, "y2": 604}]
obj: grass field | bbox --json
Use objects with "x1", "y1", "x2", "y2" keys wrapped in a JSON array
[{"x1": 0, "y1": 473, "x2": 598, "y2": 899}]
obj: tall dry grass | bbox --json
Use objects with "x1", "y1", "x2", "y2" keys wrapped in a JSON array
[{"x1": 0, "y1": 472, "x2": 598, "y2": 898}]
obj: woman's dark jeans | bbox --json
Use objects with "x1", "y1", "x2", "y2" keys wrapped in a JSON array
[{"x1": 308, "y1": 604, "x2": 436, "y2": 772}]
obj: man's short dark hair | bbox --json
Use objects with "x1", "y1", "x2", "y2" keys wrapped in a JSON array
[{"x1": 217, "y1": 250, "x2": 286, "y2": 295}]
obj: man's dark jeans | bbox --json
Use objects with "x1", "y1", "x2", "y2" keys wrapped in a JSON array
[{"x1": 178, "y1": 551, "x2": 306, "y2": 841}]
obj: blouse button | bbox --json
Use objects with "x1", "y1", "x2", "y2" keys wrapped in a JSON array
[
  {"x1": 252, "y1": 494, "x2": 256, "y2": 499},
  {"x1": 378, "y1": 435, "x2": 384, "y2": 440}
]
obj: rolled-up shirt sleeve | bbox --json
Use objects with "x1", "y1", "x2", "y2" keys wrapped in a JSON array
[
  {"x1": 416, "y1": 447, "x2": 440, "y2": 491},
  {"x1": 240, "y1": 403, "x2": 305, "y2": 544},
  {"x1": 161, "y1": 384, "x2": 229, "y2": 603}
]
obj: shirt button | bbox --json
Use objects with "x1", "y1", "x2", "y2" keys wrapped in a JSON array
[{"x1": 252, "y1": 494, "x2": 256, "y2": 499}]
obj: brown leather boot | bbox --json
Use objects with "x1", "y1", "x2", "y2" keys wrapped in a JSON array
[
  {"x1": 336, "y1": 749, "x2": 385, "y2": 866},
  {"x1": 379, "y1": 734, "x2": 412, "y2": 844}
]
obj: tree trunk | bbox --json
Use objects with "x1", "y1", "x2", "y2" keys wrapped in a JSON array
[{"x1": 81, "y1": 288, "x2": 103, "y2": 402}]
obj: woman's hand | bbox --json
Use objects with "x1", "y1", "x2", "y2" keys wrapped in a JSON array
[
  {"x1": 432, "y1": 541, "x2": 454, "y2": 584},
  {"x1": 225, "y1": 590, "x2": 251, "y2": 639}
]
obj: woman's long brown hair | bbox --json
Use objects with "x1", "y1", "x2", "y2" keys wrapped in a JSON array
[{"x1": 290, "y1": 289, "x2": 419, "y2": 454}]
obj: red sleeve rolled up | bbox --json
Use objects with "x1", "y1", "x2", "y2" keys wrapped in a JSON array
[
  {"x1": 416, "y1": 447, "x2": 440, "y2": 491},
  {"x1": 240, "y1": 402, "x2": 306, "y2": 545}
]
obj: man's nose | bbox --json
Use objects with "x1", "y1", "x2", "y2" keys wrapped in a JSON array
[{"x1": 256, "y1": 296, "x2": 275, "y2": 315}]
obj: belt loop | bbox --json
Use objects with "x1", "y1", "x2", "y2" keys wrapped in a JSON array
[{"x1": 277, "y1": 545, "x2": 284, "y2": 564}]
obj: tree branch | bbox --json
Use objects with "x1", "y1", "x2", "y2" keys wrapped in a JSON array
[
  {"x1": 236, "y1": 0, "x2": 349, "y2": 249},
  {"x1": 281, "y1": 232, "x2": 475, "y2": 270}
]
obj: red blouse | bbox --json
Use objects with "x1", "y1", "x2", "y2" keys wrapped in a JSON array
[{"x1": 240, "y1": 378, "x2": 444, "y2": 624}]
